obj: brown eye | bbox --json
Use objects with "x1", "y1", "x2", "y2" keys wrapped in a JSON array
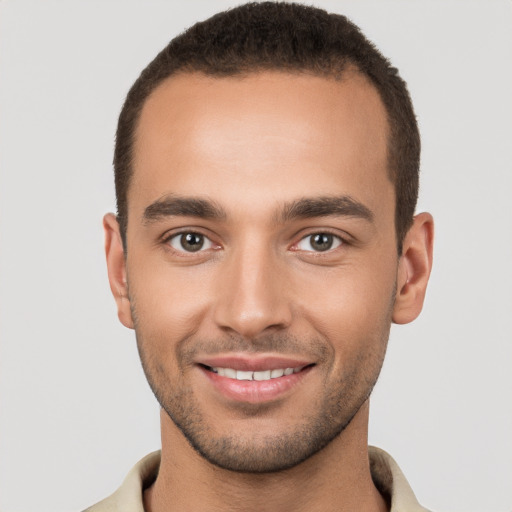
[
  {"x1": 168, "y1": 232, "x2": 213, "y2": 252},
  {"x1": 296, "y1": 233, "x2": 342, "y2": 252}
]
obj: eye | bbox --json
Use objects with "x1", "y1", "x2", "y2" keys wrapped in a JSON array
[
  {"x1": 296, "y1": 233, "x2": 343, "y2": 252},
  {"x1": 167, "y1": 232, "x2": 215, "y2": 253}
]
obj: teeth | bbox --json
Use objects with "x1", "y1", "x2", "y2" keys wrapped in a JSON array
[
  {"x1": 253, "y1": 370, "x2": 271, "y2": 381},
  {"x1": 210, "y1": 366, "x2": 304, "y2": 381},
  {"x1": 224, "y1": 368, "x2": 237, "y2": 379}
]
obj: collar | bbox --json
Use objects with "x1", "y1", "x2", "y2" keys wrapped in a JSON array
[{"x1": 85, "y1": 446, "x2": 430, "y2": 511}]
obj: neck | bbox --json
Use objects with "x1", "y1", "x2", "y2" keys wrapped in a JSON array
[{"x1": 144, "y1": 401, "x2": 387, "y2": 512}]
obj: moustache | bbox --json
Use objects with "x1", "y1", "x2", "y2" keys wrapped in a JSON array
[{"x1": 178, "y1": 333, "x2": 331, "y2": 366}]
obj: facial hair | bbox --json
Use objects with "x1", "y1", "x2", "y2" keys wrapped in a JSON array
[{"x1": 132, "y1": 303, "x2": 392, "y2": 474}]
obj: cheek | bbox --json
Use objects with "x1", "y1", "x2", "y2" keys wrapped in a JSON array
[
  {"x1": 127, "y1": 258, "x2": 214, "y2": 345},
  {"x1": 294, "y1": 263, "x2": 395, "y2": 353}
]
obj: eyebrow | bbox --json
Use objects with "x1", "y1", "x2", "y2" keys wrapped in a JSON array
[
  {"x1": 142, "y1": 194, "x2": 373, "y2": 225},
  {"x1": 143, "y1": 195, "x2": 227, "y2": 223},
  {"x1": 277, "y1": 196, "x2": 374, "y2": 223}
]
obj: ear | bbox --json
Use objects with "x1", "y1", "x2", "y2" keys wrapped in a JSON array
[
  {"x1": 393, "y1": 212, "x2": 434, "y2": 324},
  {"x1": 103, "y1": 213, "x2": 134, "y2": 329}
]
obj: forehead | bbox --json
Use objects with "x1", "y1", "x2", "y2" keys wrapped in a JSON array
[{"x1": 130, "y1": 71, "x2": 391, "y2": 218}]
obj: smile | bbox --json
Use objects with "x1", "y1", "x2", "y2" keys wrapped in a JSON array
[
  {"x1": 207, "y1": 365, "x2": 306, "y2": 381},
  {"x1": 198, "y1": 359, "x2": 314, "y2": 404}
]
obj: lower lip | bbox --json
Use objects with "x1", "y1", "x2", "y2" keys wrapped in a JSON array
[{"x1": 200, "y1": 366, "x2": 313, "y2": 404}]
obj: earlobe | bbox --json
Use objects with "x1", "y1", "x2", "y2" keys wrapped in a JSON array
[
  {"x1": 392, "y1": 212, "x2": 434, "y2": 325},
  {"x1": 103, "y1": 213, "x2": 134, "y2": 329}
]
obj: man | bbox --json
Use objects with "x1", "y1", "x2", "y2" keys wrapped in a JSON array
[{"x1": 88, "y1": 2, "x2": 434, "y2": 511}]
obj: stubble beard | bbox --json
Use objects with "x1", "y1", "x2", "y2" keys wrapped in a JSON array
[
  {"x1": 130, "y1": 285, "x2": 394, "y2": 474},
  {"x1": 129, "y1": 270, "x2": 397, "y2": 473}
]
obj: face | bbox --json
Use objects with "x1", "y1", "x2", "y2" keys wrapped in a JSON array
[{"x1": 111, "y1": 71, "x2": 404, "y2": 472}]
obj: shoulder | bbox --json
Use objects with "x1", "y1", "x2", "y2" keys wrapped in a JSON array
[
  {"x1": 83, "y1": 451, "x2": 161, "y2": 512},
  {"x1": 369, "y1": 446, "x2": 432, "y2": 512}
]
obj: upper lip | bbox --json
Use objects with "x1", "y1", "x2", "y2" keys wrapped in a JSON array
[{"x1": 197, "y1": 354, "x2": 313, "y2": 372}]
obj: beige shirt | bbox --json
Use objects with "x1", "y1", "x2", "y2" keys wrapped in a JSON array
[{"x1": 84, "y1": 446, "x2": 430, "y2": 512}]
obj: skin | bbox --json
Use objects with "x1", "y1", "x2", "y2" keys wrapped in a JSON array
[{"x1": 104, "y1": 71, "x2": 433, "y2": 512}]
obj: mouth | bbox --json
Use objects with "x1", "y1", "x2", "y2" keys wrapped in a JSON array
[{"x1": 196, "y1": 356, "x2": 315, "y2": 403}]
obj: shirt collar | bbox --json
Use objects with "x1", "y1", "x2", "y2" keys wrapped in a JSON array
[{"x1": 86, "y1": 447, "x2": 429, "y2": 512}]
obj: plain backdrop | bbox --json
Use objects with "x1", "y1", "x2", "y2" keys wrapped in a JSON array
[{"x1": 0, "y1": 1, "x2": 511, "y2": 511}]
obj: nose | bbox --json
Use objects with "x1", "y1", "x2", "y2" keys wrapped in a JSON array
[{"x1": 213, "y1": 242, "x2": 292, "y2": 340}]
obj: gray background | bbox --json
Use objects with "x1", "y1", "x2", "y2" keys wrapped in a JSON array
[{"x1": 0, "y1": 1, "x2": 511, "y2": 511}]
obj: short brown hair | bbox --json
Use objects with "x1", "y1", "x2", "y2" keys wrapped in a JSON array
[{"x1": 114, "y1": 1, "x2": 420, "y2": 252}]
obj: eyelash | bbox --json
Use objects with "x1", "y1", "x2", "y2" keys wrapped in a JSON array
[
  {"x1": 293, "y1": 231, "x2": 345, "y2": 253},
  {"x1": 163, "y1": 230, "x2": 218, "y2": 255},
  {"x1": 162, "y1": 229, "x2": 347, "y2": 256}
]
